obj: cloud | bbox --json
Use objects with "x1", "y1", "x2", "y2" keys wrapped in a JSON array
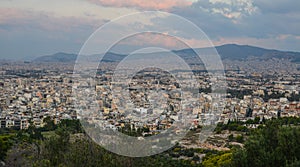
[
  {"x1": 86, "y1": 0, "x2": 193, "y2": 10},
  {"x1": 192, "y1": 0, "x2": 258, "y2": 19},
  {"x1": 118, "y1": 32, "x2": 186, "y2": 49},
  {"x1": 171, "y1": 0, "x2": 300, "y2": 39},
  {"x1": 0, "y1": 8, "x2": 33, "y2": 25},
  {"x1": 0, "y1": 8, "x2": 106, "y2": 32},
  {"x1": 253, "y1": 0, "x2": 300, "y2": 14},
  {"x1": 1, "y1": 0, "x2": 300, "y2": 59},
  {"x1": 0, "y1": 7, "x2": 107, "y2": 59}
]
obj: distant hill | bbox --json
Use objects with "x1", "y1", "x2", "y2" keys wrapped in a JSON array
[
  {"x1": 33, "y1": 44, "x2": 300, "y2": 63},
  {"x1": 178, "y1": 44, "x2": 300, "y2": 62},
  {"x1": 217, "y1": 44, "x2": 300, "y2": 62},
  {"x1": 217, "y1": 44, "x2": 273, "y2": 60},
  {"x1": 33, "y1": 52, "x2": 77, "y2": 63},
  {"x1": 33, "y1": 52, "x2": 126, "y2": 63}
]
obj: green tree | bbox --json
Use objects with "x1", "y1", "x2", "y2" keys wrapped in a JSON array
[
  {"x1": 232, "y1": 120, "x2": 300, "y2": 167},
  {"x1": 0, "y1": 135, "x2": 14, "y2": 161},
  {"x1": 202, "y1": 152, "x2": 232, "y2": 167},
  {"x1": 43, "y1": 116, "x2": 56, "y2": 131}
]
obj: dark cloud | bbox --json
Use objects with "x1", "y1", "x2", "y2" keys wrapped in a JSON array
[
  {"x1": 170, "y1": 6, "x2": 245, "y2": 38},
  {"x1": 169, "y1": 0, "x2": 300, "y2": 39},
  {"x1": 253, "y1": 0, "x2": 300, "y2": 14}
]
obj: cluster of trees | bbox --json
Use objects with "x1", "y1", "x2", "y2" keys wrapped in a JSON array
[
  {"x1": 28, "y1": 129, "x2": 202, "y2": 167},
  {"x1": 204, "y1": 118, "x2": 300, "y2": 167},
  {"x1": 214, "y1": 120, "x2": 250, "y2": 134},
  {"x1": 168, "y1": 147, "x2": 196, "y2": 158},
  {"x1": 41, "y1": 117, "x2": 83, "y2": 133},
  {"x1": 231, "y1": 120, "x2": 300, "y2": 167},
  {"x1": 275, "y1": 117, "x2": 300, "y2": 125},
  {"x1": 228, "y1": 134, "x2": 244, "y2": 143},
  {"x1": 118, "y1": 124, "x2": 150, "y2": 137},
  {"x1": 201, "y1": 152, "x2": 232, "y2": 167},
  {"x1": 0, "y1": 134, "x2": 14, "y2": 161},
  {"x1": 1, "y1": 117, "x2": 300, "y2": 167},
  {"x1": 1, "y1": 119, "x2": 203, "y2": 167},
  {"x1": 227, "y1": 89, "x2": 253, "y2": 99}
]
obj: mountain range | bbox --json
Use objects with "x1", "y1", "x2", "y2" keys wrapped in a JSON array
[{"x1": 33, "y1": 44, "x2": 300, "y2": 63}]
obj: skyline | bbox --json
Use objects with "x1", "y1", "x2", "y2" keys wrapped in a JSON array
[{"x1": 1, "y1": 0, "x2": 300, "y2": 59}]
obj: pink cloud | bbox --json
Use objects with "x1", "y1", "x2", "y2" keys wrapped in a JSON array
[
  {"x1": 122, "y1": 33, "x2": 183, "y2": 48},
  {"x1": 120, "y1": 32, "x2": 213, "y2": 50},
  {"x1": 0, "y1": 8, "x2": 31, "y2": 23},
  {"x1": 87, "y1": 0, "x2": 192, "y2": 10}
]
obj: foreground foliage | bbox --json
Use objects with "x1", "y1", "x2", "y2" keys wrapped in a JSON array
[
  {"x1": 1, "y1": 117, "x2": 300, "y2": 167},
  {"x1": 232, "y1": 119, "x2": 300, "y2": 167}
]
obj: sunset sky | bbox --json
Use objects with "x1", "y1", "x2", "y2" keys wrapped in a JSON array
[{"x1": 1, "y1": 0, "x2": 300, "y2": 59}]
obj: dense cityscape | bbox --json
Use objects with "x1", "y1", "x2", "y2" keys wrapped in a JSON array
[
  {"x1": 0, "y1": 58, "x2": 299, "y2": 166},
  {"x1": 1, "y1": 0, "x2": 300, "y2": 166},
  {"x1": 1, "y1": 60, "x2": 299, "y2": 131}
]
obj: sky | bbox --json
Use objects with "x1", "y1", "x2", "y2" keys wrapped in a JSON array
[{"x1": 0, "y1": 0, "x2": 300, "y2": 60}]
